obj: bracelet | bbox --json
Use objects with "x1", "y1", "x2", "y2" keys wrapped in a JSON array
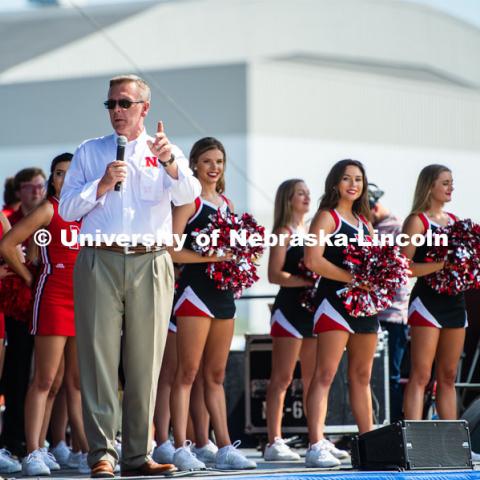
[{"x1": 159, "y1": 154, "x2": 175, "y2": 167}]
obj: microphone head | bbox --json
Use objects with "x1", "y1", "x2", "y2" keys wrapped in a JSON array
[{"x1": 117, "y1": 135, "x2": 127, "y2": 147}]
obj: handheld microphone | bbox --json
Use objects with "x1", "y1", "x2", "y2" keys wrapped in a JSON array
[{"x1": 114, "y1": 135, "x2": 128, "y2": 192}]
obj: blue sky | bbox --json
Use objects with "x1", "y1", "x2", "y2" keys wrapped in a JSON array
[{"x1": 1, "y1": 0, "x2": 480, "y2": 29}]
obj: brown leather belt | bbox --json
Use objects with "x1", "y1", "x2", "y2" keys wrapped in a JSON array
[{"x1": 94, "y1": 244, "x2": 166, "y2": 255}]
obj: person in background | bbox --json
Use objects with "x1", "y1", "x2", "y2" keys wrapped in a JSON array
[
  {"x1": 170, "y1": 137, "x2": 256, "y2": 471},
  {"x1": 264, "y1": 179, "x2": 316, "y2": 461},
  {"x1": 304, "y1": 159, "x2": 376, "y2": 468},
  {"x1": 368, "y1": 183, "x2": 409, "y2": 422},
  {"x1": 0, "y1": 154, "x2": 89, "y2": 477},
  {"x1": 0, "y1": 168, "x2": 46, "y2": 457},
  {"x1": 2, "y1": 177, "x2": 21, "y2": 219},
  {"x1": 401, "y1": 165, "x2": 466, "y2": 422},
  {"x1": 0, "y1": 212, "x2": 22, "y2": 475}
]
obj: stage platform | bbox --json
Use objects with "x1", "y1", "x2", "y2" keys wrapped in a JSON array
[{"x1": 8, "y1": 450, "x2": 480, "y2": 480}]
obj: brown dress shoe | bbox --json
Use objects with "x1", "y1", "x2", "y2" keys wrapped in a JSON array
[
  {"x1": 121, "y1": 459, "x2": 177, "y2": 477},
  {"x1": 91, "y1": 460, "x2": 115, "y2": 478}
]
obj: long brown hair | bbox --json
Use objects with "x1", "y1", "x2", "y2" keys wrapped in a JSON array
[
  {"x1": 272, "y1": 179, "x2": 304, "y2": 232},
  {"x1": 189, "y1": 137, "x2": 226, "y2": 194},
  {"x1": 411, "y1": 164, "x2": 451, "y2": 214},
  {"x1": 318, "y1": 159, "x2": 370, "y2": 219}
]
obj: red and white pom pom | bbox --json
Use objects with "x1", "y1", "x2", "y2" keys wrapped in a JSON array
[
  {"x1": 298, "y1": 259, "x2": 320, "y2": 312},
  {"x1": 337, "y1": 244, "x2": 410, "y2": 318},
  {"x1": 191, "y1": 209, "x2": 265, "y2": 298},
  {"x1": 0, "y1": 274, "x2": 33, "y2": 321},
  {"x1": 425, "y1": 219, "x2": 480, "y2": 295}
]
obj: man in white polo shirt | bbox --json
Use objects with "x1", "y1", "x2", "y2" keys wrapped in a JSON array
[{"x1": 60, "y1": 74, "x2": 201, "y2": 478}]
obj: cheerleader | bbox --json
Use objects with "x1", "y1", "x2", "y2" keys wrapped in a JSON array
[
  {"x1": 402, "y1": 165, "x2": 466, "y2": 420},
  {"x1": 169, "y1": 137, "x2": 256, "y2": 471},
  {"x1": 0, "y1": 153, "x2": 89, "y2": 476},
  {"x1": 0, "y1": 212, "x2": 23, "y2": 474},
  {"x1": 264, "y1": 179, "x2": 316, "y2": 461},
  {"x1": 152, "y1": 281, "x2": 213, "y2": 465},
  {"x1": 304, "y1": 159, "x2": 376, "y2": 468},
  {"x1": 0, "y1": 212, "x2": 14, "y2": 374}
]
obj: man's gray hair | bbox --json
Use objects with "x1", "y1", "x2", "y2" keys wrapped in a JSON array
[{"x1": 109, "y1": 74, "x2": 151, "y2": 101}]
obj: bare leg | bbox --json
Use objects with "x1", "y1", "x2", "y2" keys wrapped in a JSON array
[
  {"x1": 307, "y1": 331, "x2": 348, "y2": 444},
  {"x1": 25, "y1": 336, "x2": 66, "y2": 453},
  {"x1": 64, "y1": 337, "x2": 89, "y2": 452},
  {"x1": 403, "y1": 327, "x2": 439, "y2": 419},
  {"x1": 171, "y1": 317, "x2": 211, "y2": 448},
  {"x1": 435, "y1": 328, "x2": 465, "y2": 419},
  {"x1": 202, "y1": 319, "x2": 234, "y2": 448},
  {"x1": 299, "y1": 338, "x2": 317, "y2": 415},
  {"x1": 347, "y1": 333, "x2": 378, "y2": 434},
  {"x1": 39, "y1": 358, "x2": 64, "y2": 449},
  {"x1": 190, "y1": 362, "x2": 210, "y2": 447},
  {"x1": 266, "y1": 337, "x2": 302, "y2": 444},
  {"x1": 50, "y1": 386, "x2": 69, "y2": 447}
]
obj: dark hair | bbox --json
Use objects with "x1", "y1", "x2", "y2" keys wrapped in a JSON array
[
  {"x1": 3, "y1": 177, "x2": 17, "y2": 206},
  {"x1": 14, "y1": 167, "x2": 46, "y2": 192},
  {"x1": 189, "y1": 137, "x2": 226, "y2": 194},
  {"x1": 47, "y1": 153, "x2": 73, "y2": 197},
  {"x1": 367, "y1": 183, "x2": 385, "y2": 209},
  {"x1": 318, "y1": 159, "x2": 371, "y2": 220}
]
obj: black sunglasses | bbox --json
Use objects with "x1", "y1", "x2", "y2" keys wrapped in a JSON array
[{"x1": 104, "y1": 99, "x2": 145, "y2": 110}]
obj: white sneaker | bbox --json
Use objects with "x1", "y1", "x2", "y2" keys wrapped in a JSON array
[
  {"x1": 22, "y1": 450, "x2": 51, "y2": 476},
  {"x1": 472, "y1": 451, "x2": 480, "y2": 462},
  {"x1": 50, "y1": 441, "x2": 71, "y2": 467},
  {"x1": 114, "y1": 439, "x2": 122, "y2": 460},
  {"x1": 264, "y1": 437, "x2": 301, "y2": 461},
  {"x1": 66, "y1": 450, "x2": 81, "y2": 468},
  {"x1": 192, "y1": 440, "x2": 218, "y2": 465},
  {"x1": 173, "y1": 441, "x2": 206, "y2": 471},
  {"x1": 153, "y1": 439, "x2": 175, "y2": 464},
  {"x1": 40, "y1": 447, "x2": 60, "y2": 471},
  {"x1": 78, "y1": 453, "x2": 90, "y2": 474},
  {"x1": 0, "y1": 448, "x2": 21, "y2": 473},
  {"x1": 305, "y1": 442, "x2": 341, "y2": 468},
  {"x1": 215, "y1": 440, "x2": 257, "y2": 470},
  {"x1": 319, "y1": 438, "x2": 350, "y2": 460}
]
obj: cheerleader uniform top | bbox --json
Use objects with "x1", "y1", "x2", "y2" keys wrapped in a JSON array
[
  {"x1": 313, "y1": 209, "x2": 379, "y2": 334},
  {"x1": 270, "y1": 227, "x2": 314, "y2": 338},
  {"x1": 408, "y1": 212, "x2": 467, "y2": 329},
  {"x1": 173, "y1": 195, "x2": 235, "y2": 319}
]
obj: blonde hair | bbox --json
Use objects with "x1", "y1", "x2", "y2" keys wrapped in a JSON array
[
  {"x1": 109, "y1": 74, "x2": 151, "y2": 101},
  {"x1": 411, "y1": 164, "x2": 451, "y2": 214},
  {"x1": 273, "y1": 179, "x2": 304, "y2": 232}
]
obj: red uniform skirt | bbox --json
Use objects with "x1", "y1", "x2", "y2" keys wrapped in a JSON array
[{"x1": 31, "y1": 267, "x2": 75, "y2": 336}]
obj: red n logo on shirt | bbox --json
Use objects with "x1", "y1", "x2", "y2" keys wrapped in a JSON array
[{"x1": 145, "y1": 157, "x2": 158, "y2": 167}]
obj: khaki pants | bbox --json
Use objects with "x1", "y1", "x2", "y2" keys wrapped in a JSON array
[{"x1": 74, "y1": 247, "x2": 174, "y2": 468}]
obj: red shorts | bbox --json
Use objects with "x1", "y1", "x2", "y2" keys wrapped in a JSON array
[
  {"x1": 32, "y1": 268, "x2": 75, "y2": 336},
  {"x1": 0, "y1": 312, "x2": 4, "y2": 339}
]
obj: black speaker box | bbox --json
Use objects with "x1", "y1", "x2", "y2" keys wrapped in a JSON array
[
  {"x1": 352, "y1": 420, "x2": 473, "y2": 470},
  {"x1": 461, "y1": 397, "x2": 480, "y2": 453}
]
